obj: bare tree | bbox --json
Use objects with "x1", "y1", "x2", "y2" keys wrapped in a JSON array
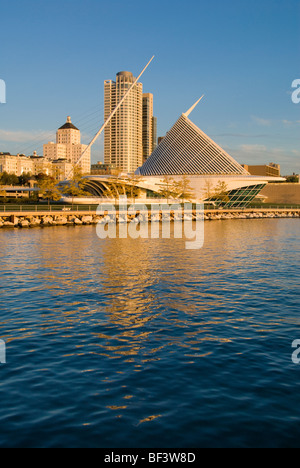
[
  {"x1": 172, "y1": 176, "x2": 195, "y2": 203},
  {"x1": 158, "y1": 176, "x2": 176, "y2": 203},
  {"x1": 213, "y1": 181, "x2": 230, "y2": 205},
  {"x1": 124, "y1": 174, "x2": 144, "y2": 202},
  {"x1": 202, "y1": 179, "x2": 214, "y2": 200}
]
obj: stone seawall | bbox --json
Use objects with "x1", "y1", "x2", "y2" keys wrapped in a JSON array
[{"x1": 0, "y1": 209, "x2": 299, "y2": 228}]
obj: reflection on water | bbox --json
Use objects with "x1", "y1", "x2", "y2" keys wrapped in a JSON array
[{"x1": 0, "y1": 220, "x2": 299, "y2": 448}]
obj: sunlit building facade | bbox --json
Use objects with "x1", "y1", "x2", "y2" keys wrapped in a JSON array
[
  {"x1": 83, "y1": 100, "x2": 284, "y2": 207},
  {"x1": 0, "y1": 152, "x2": 52, "y2": 177},
  {"x1": 142, "y1": 93, "x2": 154, "y2": 164},
  {"x1": 242, "y1": 163, "x2": 281, "y2": 177},
  {"x1": 104, "y1": 72, "x2": 157, "y2": 173},
  {"x1": 104, "y1": 72, "x2": 143, "y2": 173},
  {"x1": 43, "y1": 116, "x2": 91, "y2": 175}
]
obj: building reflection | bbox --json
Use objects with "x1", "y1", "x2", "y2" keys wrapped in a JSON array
[{"x1": 0, "y1": 219, "x2": 284, "y2": 364}]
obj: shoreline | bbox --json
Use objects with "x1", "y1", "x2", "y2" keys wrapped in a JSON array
[{"x1": 0, "y1": 208, "x2": 299, "y2": 228}]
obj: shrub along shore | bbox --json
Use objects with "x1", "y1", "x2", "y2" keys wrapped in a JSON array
[{"x1": 0, "y1": 208, "x2": 299, "y2": 228}]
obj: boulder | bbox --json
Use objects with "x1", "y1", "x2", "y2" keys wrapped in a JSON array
[
  {"x1": 81, "y1": 215, "x2": 93, "y2": 224},
  {"x1": 42, "y1": 216, "x2": 54, "y2": 225},
  {"x1": 54, "y1": 216, "x2": 68, "y2": 225},
  {"x1": 91, "y1": 216, "x2": 102, "y2": 224},
  {"x1": 31, "y1": 217, "x2": 42, "y2": 226},
  {"x1": 19, "y1": 220, "x2": 30, "y2": 228},
  {"x1": 73, "y1": 217, "x2": 83, "y2": 225}
]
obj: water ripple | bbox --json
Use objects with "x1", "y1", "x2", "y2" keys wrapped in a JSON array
[{"x1": 0, "y1": 220, "x2": 299, "y2": 447}]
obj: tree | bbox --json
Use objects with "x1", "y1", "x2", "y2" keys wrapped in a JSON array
[
  {"x1": 0, "y1": 188, "x2": 7, "y2": 203},
  {"x1": 213, "y1": 181, "x2": 230, "y2": 205},
  {"x1": 0, "y1": 172, "x2": 19, "y2": 186},
  {"x1": 158, "y1": 176, "x2": 176, "y2": 203},
  {"x1": 36, "y1": 172, "x2": 51, "y2": 181},
  {"x1": 285, "y1": 175, "x2": 299, "y2": 183},
  {"x1": 37, "y1": 176, "x2": 62, "y2": 206},
  {"x1": 172, "y1": 176, "x2": 195, "y2": 203},
  {"x1": 124, "y1": 174, "x2": 144, "y2": 202},
  {"x1": 108, "y1": 176, "x2": 127, "y2": 200},
  {"x1": 101, "y1": 182, "x2": 120, "y2": 203},
  {"x1": 62, "y1": 165, "x2": 90, "y2": 207},
  {"x1": 18, "y1": 172, "x2": 32, "y2": 186},
  {"x1": 202, "y1": 179, "x2": 214, "y2": 200}
]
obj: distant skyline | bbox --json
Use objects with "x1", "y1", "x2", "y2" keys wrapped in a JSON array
[{"x1": 0, "y1": 0, "x2": 299, "y2": 174}]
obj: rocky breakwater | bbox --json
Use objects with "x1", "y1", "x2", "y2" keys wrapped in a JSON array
[
  {"x1": 0, "y1": 210, "x2": 299, "y2": 229},
  {"x1": 0, "y1": 214, "x2": 102, "y2": 228},
  {"x1": 204, "y1": 210, "x2": 300, "y2": 221}
]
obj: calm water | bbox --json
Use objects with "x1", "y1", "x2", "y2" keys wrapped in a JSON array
[{"x1": 0, "y1": 219, "x2": 299, "y2": 448}]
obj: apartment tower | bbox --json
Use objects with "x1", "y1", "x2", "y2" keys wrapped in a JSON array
[
  {"x1": 104, "y1": 72, "x2": 156, "y2": 173},
  {"x1": 142, "y1": 93, "x2": 154, "y2": 164},
  {"x1": 104, "y1": 72, "x2": 143, "y2": 173}
]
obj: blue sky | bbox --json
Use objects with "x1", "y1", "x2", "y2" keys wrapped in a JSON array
[{"x1": 0, "y1": 0, "x2": 299, "y2": 174}]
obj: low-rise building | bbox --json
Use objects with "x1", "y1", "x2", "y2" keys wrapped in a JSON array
[
  {"x1": 260, "y1": 183, "x2": 300, "y2": 204},
  {"x1": 0, "y1": 152, "x2": 74, "y2": 182},
  {"x1": 0, "y1": 152, "x2": 52, "y2": 177},
  {"x1": 91, "y1": 162, "x2": 119, "y2": 175},
  {"x1": 51, "y1": 159, "x2": 74, "y2": 181},
  {"x1": 242, "y1": 163, "x2": 281, "y2": 177}
]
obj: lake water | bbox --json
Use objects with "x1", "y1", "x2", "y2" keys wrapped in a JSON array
[{"x1": 0, "y1": 219, "x2": 299, "y2": 448}]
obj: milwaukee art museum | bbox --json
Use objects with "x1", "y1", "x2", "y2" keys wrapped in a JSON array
[{"x1": 84, "y1": 100, "x2": 284, "y2": 208}]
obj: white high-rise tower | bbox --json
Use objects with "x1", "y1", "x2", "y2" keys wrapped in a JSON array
[{"x1": 104, "y1": 71, "x2": 143, "y2": 173}]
